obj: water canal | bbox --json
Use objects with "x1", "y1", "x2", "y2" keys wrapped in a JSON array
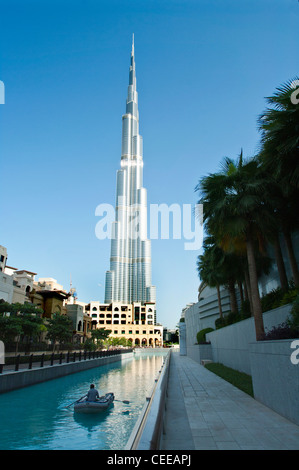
[{"x1": 0, "y1": 350, "x2": 168, "y2": 450}]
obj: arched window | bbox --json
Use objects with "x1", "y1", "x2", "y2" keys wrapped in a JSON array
[{"x1": 92, "y1": 307, "x2": 97, "y2": 311}]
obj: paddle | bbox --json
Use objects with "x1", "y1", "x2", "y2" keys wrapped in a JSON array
[
  {"x1": 114, "y1": 399, "x2": 130, "y2": 404},
  {"x1": 65, "y1": 394, "x2": 87, "y2": 408}
]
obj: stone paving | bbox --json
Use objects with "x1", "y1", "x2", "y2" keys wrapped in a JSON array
[{"x1": 161, "y1": 350, "x2": 299, "y2": 450}]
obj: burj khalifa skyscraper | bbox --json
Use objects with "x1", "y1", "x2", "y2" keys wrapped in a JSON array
[{"x1": 104, "y1": 36, "x2": 156, "y2": 306}]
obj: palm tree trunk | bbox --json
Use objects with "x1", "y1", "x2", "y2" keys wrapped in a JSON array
[
  {"x1": 244, "y1": 270, "x2": 253, "y2": 316},
  {"x1": 243, "y1": 279, "x2": 249, "y2": 301},
  {"x1": 227, "y1": 279, "x2": 238, "y2": 314},
  {"x1": 246, "y1": 232, "x2": 265, "y2": 341},
  {"x1": 238, "y1": 281, "x2": 244, "y2": 304},
  {"x1": 216, "y1": 284, "x2": 223, "y2": 318},
  {"x1": 283, "y1": 230, "x2": 299, "y2": 287},
  {"x1": 273, "y1": 233, "x2": 288, "y2": 291}
]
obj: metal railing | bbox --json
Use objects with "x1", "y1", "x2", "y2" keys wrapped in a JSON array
[
  {"x1": 125, "y1": 349, "x2": 171, "y2": 450},
  {"x1": 0, "y1": 348, "x2": 133, "y2": 373}
]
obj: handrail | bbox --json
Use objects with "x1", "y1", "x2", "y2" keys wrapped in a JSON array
[
  {"x1": 125, "y1": 349, "x2": 171, "y2": 450},
  {"x1": 0, "y1": 348, "x2": 133, "y2": 373}
]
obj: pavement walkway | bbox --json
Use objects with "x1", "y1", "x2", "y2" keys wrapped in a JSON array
[{"x1": 161, "y1": 350, "x2": 299, "y2": 450}]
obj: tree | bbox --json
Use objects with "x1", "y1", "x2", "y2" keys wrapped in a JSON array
[
  {"x1": 46, "y1": 313, "x2": 73, "y2": 352},
  {"x1": 255, "y1": 170, "x2": 299, "y2": 288},
  {"x1": 106, "y1": 337, "x2": 128, "y2": 348},
  {"x1": 19, "y1": 315, "x2": 44, "y2": 353},
  {"x1": 197, "y1": 236, "x2": 244, "y2": 317},
  {"x1": 0, "y1": 316, "x2": 23, "y2": 348},
  {"x1": 0, "y1": 301, "x2": 45, "y2": 353},
  {"x1": 90, "y1": 328, "x2": 112, "y2": 349},
  {"x1": 258, "y1": 78, "x2": 299, "y2": 287},
  {"x1": 196, "y1": 152, "x2": 277, "y2": 340},
  {"x1": 258, "y1": 77, "x2": 299, "y2": 190}
]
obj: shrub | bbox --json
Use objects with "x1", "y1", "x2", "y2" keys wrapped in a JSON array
[
  {"x1": 289, "y1": 293, "x2": 299, "y2": 330},
  {"x1": 261, "y1": 287, "x2": 284, "y2": 312},
  {"x1": 263, "y1": 322, "x2": 299, "y2": 340},
  {"x1": 240, "y1": 299, "x2": 251, "y2": 319},
  {"x1": 280, "y1": 288, "x2": 299, "y2": 307},
  {"x1": 196, "y1": 328, "x2": 214, "y2": 344},
  {"x1": 225, "y1": 312, "x2": 239, "y2": 325},
  {"x1": 215, "y1": 317, "x2": 226, "y2": 329}
]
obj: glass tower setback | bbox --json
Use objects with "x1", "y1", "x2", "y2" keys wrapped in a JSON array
[{"x1": 104, "y1": 36, "x2": 156, "y2": 305}]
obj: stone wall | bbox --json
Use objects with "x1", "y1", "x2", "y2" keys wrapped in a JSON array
[{"x1": 205, "y1": 304, "x2": 292, "y2": 374}]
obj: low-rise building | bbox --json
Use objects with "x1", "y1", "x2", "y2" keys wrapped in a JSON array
[{"x1": 84, "y1": 301, "x2": 163, "y2": 347}]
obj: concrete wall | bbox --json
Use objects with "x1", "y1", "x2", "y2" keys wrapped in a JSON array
[
  {"x1": 0, "y1": 271, "x2": 13, "y2": 303},
  {"x1": 0, "y1": 352, "x2": 133, "y2": 394},
  {"x1": 179, "y1": 322, "x2": 186, "y2": 355},
  {"x1": 183, "y1": 285, "x2": 239, "y2": 358},
  {"x1": 205, "y1": 304, "x2": 292, "y2": 374},
  {"x1": 187, "y1": 344, "x2": 213, "y2": 364},
  {"x1": 249, "y1": 340, "x2": 299, "y2": 426}
]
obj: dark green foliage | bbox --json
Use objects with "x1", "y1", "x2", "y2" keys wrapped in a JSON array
[
  {"x1": 215, "y1": 317, "x2": 226, "y2": 329},
  {"x1": 240, "y1": 300, "x2": 251, "y2": 319},
  {"x1": 261, "y1": 286, "x2": 298, "y2": 312},
  {"x1": 281, "y1": 288, "x2": 299, "y2": 306},
  {"x1": 214, "y1": 311, "x2": 242, "y2": 329},
  {"x1": 289, "y1": 294, "x2": 299, "y2": 330},
  {"x1": 46, "y1": 313, "x2": 73, "y2": 351},
  {"x1": 261, "y1": 287, "x2": 284, "y2": 312},
  {"x1": 196, "y1": 328, "x2": 214, "y2": 344},
  {"x1": 264, "y1": 321, "x2": 299, "y2": 340}
]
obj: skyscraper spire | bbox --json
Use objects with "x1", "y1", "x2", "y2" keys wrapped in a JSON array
[
  {"x1": 104, "y1": 38, "x2": 156, "y2": 306},
  {"x1": 132, "y1": 33, "x2": 134, "y2": 57}
]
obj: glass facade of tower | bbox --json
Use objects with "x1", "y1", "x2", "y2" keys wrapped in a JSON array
[{"x1": 104, "y1": 38, "x2": 156, "y2": 306}]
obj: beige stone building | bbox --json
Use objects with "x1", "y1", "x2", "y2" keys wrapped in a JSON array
[{"x1": 84, "y1": 301, "x2": 163, "y2": 347}]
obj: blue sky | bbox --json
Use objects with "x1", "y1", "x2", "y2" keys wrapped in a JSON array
[{"x1": 0, "y1": 0, "x2": 298, "y2": 329}]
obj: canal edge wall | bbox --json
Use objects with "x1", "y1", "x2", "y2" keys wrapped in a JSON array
[
  {"x1": 125, "y1": 349, "x2": 171, "y2": 450},
  {"x1": 0, "y1": 352, "x2": 133, "y2": 394}
]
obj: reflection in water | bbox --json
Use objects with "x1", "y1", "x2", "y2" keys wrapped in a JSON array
[
  {"x1": 0, "y1": 350, "x2": 167, "y2": 450},
  {"x1": 73, "y1": 404, "x2": 114, "y2": 432}
]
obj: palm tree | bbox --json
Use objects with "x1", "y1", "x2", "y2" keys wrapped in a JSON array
[
  {"x1": 197, "y1": 237, "x2": 225, "y2": 318},
  {"x1": 257, "y1": 169, "x2": 299, "y2": 288},
  {"x1": 196, "y1": 152, "x2": 276, "y2": 340},
  {"x1": 258, "y1": 78, "x2": 299, "y2": 286},
  {"x1": 258, "y1": 77, "x2": 299, "y2": 189}
]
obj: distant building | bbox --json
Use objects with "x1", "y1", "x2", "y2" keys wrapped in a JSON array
[
  {"x1": 84, "y1": 301, "x2": 162, "y2": 347},
  {"x1": 163, "y1": 328, "x2": 178, "y2": 343},
  {"x1": 0, "y1": 245, "x2": 14, "y2": 303}
]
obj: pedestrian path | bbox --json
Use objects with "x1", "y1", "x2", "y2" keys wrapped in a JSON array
[{"x1": 161, "y1": 350, "x2": 299, "y2": 450}]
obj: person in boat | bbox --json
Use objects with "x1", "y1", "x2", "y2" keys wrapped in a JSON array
[{"x1": 86, "y1": 384, "x2": 100, "y2": 402}]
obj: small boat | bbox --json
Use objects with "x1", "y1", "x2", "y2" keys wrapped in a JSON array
[{"x1": 74, "y1": 392, "x2": 115, "y2": 414}]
